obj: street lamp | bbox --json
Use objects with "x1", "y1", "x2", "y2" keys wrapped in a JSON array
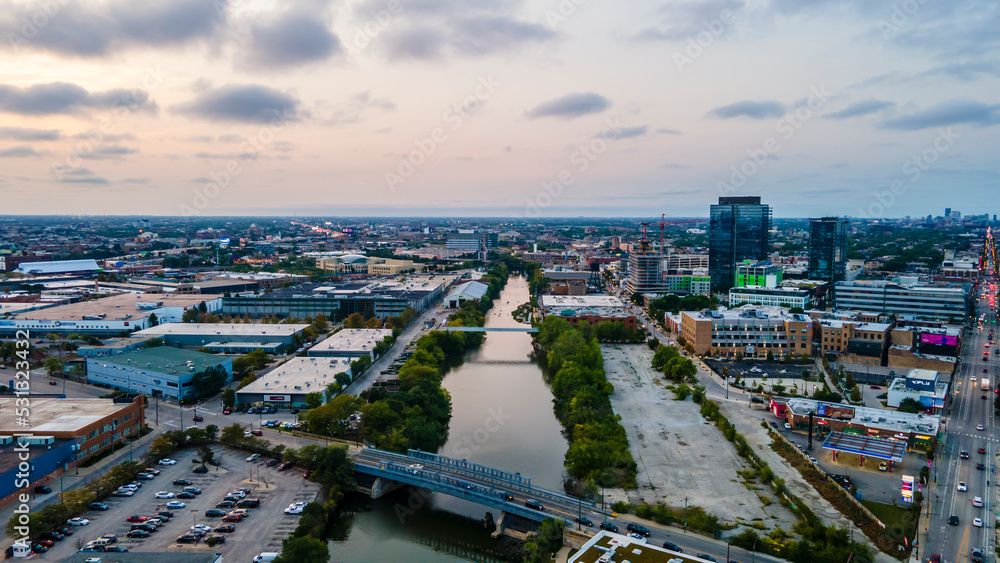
[{"x1": 683, "y1": 496, "x2": 688, "y2": 532}]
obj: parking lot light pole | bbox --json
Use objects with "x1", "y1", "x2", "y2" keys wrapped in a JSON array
[{"x1": 192, "y1": 509, "x2": 197, "y2": 528}]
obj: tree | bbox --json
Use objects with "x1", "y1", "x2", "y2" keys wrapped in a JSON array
[
  {"x1": 766, "y1": 351, "x2": 774, "y2": 361},
  {"x1": 198, "y1": 301, "x2": 208, "y2": 314},
  {"x1": 850, "y1": 387, "x2": 863, "y2": 403},
  {"x1": 303, "y1": 392, "x2": 324, "y2": 410},
  {"x1": 344, "y1": 313, "x2": 365, "y2": 329},
  {"x1": 220, "y1": 423, "x2": 246, "y2": 446},
  {"x1": 222, "y1": 388, "x2": 236, "y2": 407},
  {"x1": 182, "y1": 308, "x2": 199, "y2": 323},
  {"x1": 44, "y1": 358, "x2": 64, "y2": 376},
  {"x1": 197, "y1": 445, "x2": 214, "y2": 466},
  {"x1": 312, "y1": 314, "x2": 329, "y2": 332},
  {"x1": 274, "y1": 536, "x2": 329, "y2": 563},
  {"x1": 148, "y1": 313, "x2": 159, "y2": 327},
  {"x1": 191, "y1": 365, "x2": 229, "y2": 399},
  {"x1": 897, "y1": 397, "x2": 924, "y2": 413}
]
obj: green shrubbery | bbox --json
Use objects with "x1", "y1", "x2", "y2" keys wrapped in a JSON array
[{"x1": 535, "y1": 317, "x2": 637, "y2": 487}]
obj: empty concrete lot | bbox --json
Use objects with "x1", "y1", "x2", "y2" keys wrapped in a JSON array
[
  {"x1": 37, "y1": 446, "x2": 320, "y2": 562},
  {"x1": 603, "y1": 344, "x2": 798, "y2": 529}
]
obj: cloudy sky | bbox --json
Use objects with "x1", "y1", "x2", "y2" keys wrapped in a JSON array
[{"x1": 0, "y1": 0, "x2": 997, "y2": 218}]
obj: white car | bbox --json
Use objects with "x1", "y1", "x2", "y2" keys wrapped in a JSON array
[
  {"x1": 159, "y1": 459, "x2": 177, "y2": 465},
  {"x1": 154, "y1": 491, "x2": 175, "y2": 499},
  {"x1": 284, "y1": 505, "x2": 304, "y2": 515},
  {"x1": 974, "y1": 517, "x2": 984, "y2": 527},
  {"x1": 229, "y1": 490, "x2": 246, "y2": 498},
  {"x1": 627, "y1": 533, "x2": 648, "y2": 543},
  {"x1": 67, "y1": 518, "x2": 90, "y2": 526},
  {"x1": 958, "y1": 482, "x2": 968, "y2": 492},
  {"x1": 166, "y1": 501, "x2": 186, "y2": 509},
  {"x1": 972, "y1": 376, "x2": 977, "y2": 382},
  {"x1": 191, "y1": 524, "x2": 212, "y2": 533},
  {"x1": 974, "y1": 496, "x2": 984, "y2": 507}
]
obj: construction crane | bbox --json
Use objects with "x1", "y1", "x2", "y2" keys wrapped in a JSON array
[{"x1": 640, "y1": 214, "x2": 705, "y2": 254}]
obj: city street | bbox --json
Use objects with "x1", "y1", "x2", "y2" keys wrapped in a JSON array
[{"x1": 925, "y1": 277, "x2": 998, "y2": 563}]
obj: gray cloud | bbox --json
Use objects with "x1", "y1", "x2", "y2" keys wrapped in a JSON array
[
  {"x1": 78, "y1": 145, "x2": 139, "y2": 160},
  {"x1": 608, "y1": 125, "x2": 647, "y2": 139},
  {"x1": 880, "y1": 99, "x2": 1000, "y2": 130},
  {"x1": 0, "y1": 127, "x2": 61, "y2": 141},
  {"x1": 0, "y1": 145, "x2": 42, "y2": 157},
  {"x1": 0, "y1": 82, "x2": 157, "y2": 116},
  {"x1": 218, "y1": 134, "x2": 243, "y2": 143},
  {"x1": 656, "y1": 128, "x2": 682, "y2": 135},
  {"x1": 635, "y1": 0, "x2": 750, "y2": 42},
  {"x1": 194, "y1": 151, "x2": 259, "y2": 160},
  {"x1": 59, "y1": 176, "x2": 110, "y2": 184},
  {"x1": 190, "y1": 177, "x2": 212, "y2": 183},
  {"x1": 247, "y1": 12, "x2": 341, "y2": 69},
  {"x1": 526, "y1": 93, "x2": 610, "y2": 119},
  {"x1": 0, "y1": 0, "x2": 226, "y2": 57},
  {"x1": 173, "y1": 85, "x2": 300, "y2": 123},
  {"x1": 824, "y1": 99, "x2": 895, "y2": 119},
  {"x1": 121, "y1": 177, "x2": 151, "y2": 184},
  {"x1": 916, "y1": 60, "x2": 1000, "y2": 82},
  {"x1": 384, "y1": 27, "x2": 447, "y2": 59},
  {"x1": 707, "y1": 100, "x2": 785, "y2": 119}
]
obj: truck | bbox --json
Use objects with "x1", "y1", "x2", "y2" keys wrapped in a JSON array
[{"x1": 982, "y1": 378, "x2": 990, "y2": 391}]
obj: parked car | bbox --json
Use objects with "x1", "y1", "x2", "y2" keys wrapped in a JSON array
[
  {"x1": 177, "y1": 492, "x2": 196, "y2": 499},
  {"x1": 216, "y1": 501, "x2": 237, "y2": 509},
  {"x1": 34, "y1": 485, "x2": 52, "y2": 494},
  {"x1": 277, "y1": 462, "x2": 293, "y2": 471},
  {"x1": 207, "y1": 534, "x2": 226, "y2": 544},
  {"x1": 103, "y1": 546, "x2": 129, "y2": 553},
  {"x1": 166, "y1": 501, "x2": 186, "y2": 509},
  {"x1": 172, "y1": 479, "x2": 192, "y2": 486},
  {"x1": 214, "y1": 525, "x2": 236, "y2": 533},
  {"x1": 89, "y1": 502, "x2": 110, "y2": 511},
  {"x1": 126, "y1": 530, "x2": 150, "y2": 539},
  {"x1": 247, "y1": 454, "x2": 261, "y2": 462},
  {"x1": 237, "y1": 498, "x2": 261, "y2": 508},
  {"x1": 204, "y1": 509, "x2": 227, "y2": 517},
  {"x1": 222, "y1": 514, "x2": 243, "y2": 522},
  {"x1": 98, "y1": 534, "x2": 117, "y2": 544},
  {"x1": 184, "y1": 487, "x2": 202, "y2": 495},
  {"x1": 193, "y1": 466, "x2": 209, "y2": 474},
  {"x1": 159, "y1": 459, "x2": 177, "y2": 465},
  {"x1": 154, "y1": 491, "x2": 175, "y2": 499},
  {"x1": 176, "y1": 534, "x2": 200, "y2": 544},
  {"x1": 66, "y1": 518, "x2": 89, "y2": 526}
]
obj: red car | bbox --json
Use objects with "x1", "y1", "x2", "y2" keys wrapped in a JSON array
[
  {"x1": 223, "y1": 409, "x2": 231, "y2": 415},
  {"x1": 37, "y1": 540, "x2": 54, "y2": 548},
  {"x1": 277, "y1": 462, "x2": 293, "y2": 471},
  {"x1": 193, "y1": 415, "x2": 204, "y2": 422},
  {"x1": 221, "y1": 515, "x2": 243, "y2": 523},
  {"x1": 251, "y1": 430, "x2": 263, "y2": 436},
  {"x1": 126, "y1": 516, "x2": 147, "y2": 523}
]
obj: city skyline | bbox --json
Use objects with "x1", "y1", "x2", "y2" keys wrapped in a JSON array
[{"x1": 0, "y1": 0, "x2": 996, "y2": 217}]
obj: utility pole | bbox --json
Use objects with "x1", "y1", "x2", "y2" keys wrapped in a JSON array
[{"x1": 684, "y1": 496, "x2": 688, "y2": 532}]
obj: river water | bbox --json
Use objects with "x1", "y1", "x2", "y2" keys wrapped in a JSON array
[{"x1": 328, "y1": 276, "x2": 568, "y2": 562}]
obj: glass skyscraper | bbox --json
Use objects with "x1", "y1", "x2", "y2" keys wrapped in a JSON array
[
  {"x1": 809, "y1": 217, "x2": 848, "y2": 284},
  {"x1": 709, "y1": 196, "x2": 772, "y2": 291}
]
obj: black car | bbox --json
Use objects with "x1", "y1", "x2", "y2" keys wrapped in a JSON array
[
  {"x1": 949, "y1": 515, "x2": 960, "y2": 525},
  {"x1": 214, "y1": 525, "x2": 236, "y2": 533},
  {"x1": 662, "y1": 541, "x2": 682, "y2": 552},
  {"x1": 207, "y1": 535, "x2": 226, "y2": 544},
  {"x1": 216, "y1": 501, "x2": 237, "y2": 509},
  {"x1": 575, "y1": 517, "x2": 593, "y2": 527},
  {"x1": 130, "y1": 524, "x2": 156, "y2": 533},
  {"x1": 976, "y1": 463, "x2": 985, "y2": 470},
  {"x1": 31, "y1": 545, "x2": 48, "y2": 554},
  {"x1": 89, "y1": 502, "x2": 110, "y2": 511},
  {"x1": 177, "y1": 492, "x2": 196, "y2": 499},
  {"x1": 599, "y1": 522, "x2": 619, "y2": 533},
  {"x1": 223, "y1": 495, "x2": 240, "y2": 502},
  {"x1": 157, "y1": 511, "x2": 175, "y2": 519},
  {"x1": 173, "y1": 479, "x2": 192, "y2": 486},
  {"x1": 979, "y1": 447, "x2": 986, "y2": 454},
  {"x1": 126, "y1": 530, "x2": 150, "y2": 539},
  {"x1": 961, "y1": 451, "x2": 970, "y2": 459},
  {"x1": 176, "y1": 534, "x2": 200, "y2": 544},
  {"x1": 626, "y1": 523, "x2": 650, "y2": 537},
  {"x1": 237, "y1": 498, "x2": 260, "y2": 508},
  {"x1": 193, "y1": 466, "x2": 209, "y2": 474},
  {"x1": 265, "y1": 459, "x2": 279, "y2": 468},
  {"x1": 698, "y1": 554, "x2": 718, "y2": 562},
  {"x1": 205, "y1": 509, "x2": 227, "y2": 517},
  {"x1": 524, "y1": 499, "x2": 544, "y2": 511},
  {"x1": 34, "y1": 485, "x2": 52, "y2": 494}
]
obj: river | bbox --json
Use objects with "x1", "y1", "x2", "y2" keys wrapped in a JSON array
[{"x1": 327, "y1": 276, "x2": 568, "y2": 562}]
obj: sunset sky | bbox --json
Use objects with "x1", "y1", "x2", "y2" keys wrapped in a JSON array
[{"x1": 0, "y1": 0, "x2": 997, "y2": 217}]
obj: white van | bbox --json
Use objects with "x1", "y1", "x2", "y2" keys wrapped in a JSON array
[{"x1": 254, "y1": 553, "x2": 279, "y2": 563}]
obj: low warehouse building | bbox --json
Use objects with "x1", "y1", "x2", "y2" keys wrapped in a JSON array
[
  {"x1": 87, "y1": 347, "x2": 232, "y2": 402},
  {"x1": 782, "y1": 397, "x2": 939, "y2": 450},
  {"x1": 308, "y1": 328, "x2": 393, "y2": 358},
  {"x1": 236, "y1": 356, "x2": 358, "y2": 408},
  {"x1": 131, "y1": 322, "x2": 308, "y2": 349}
]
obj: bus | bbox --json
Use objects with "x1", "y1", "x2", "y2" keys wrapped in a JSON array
[{"x1": 982, "y1": 378, "x2": 990, "y2": 391}]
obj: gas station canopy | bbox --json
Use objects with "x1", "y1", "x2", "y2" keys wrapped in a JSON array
[{"x1": 821, "y1": 431, "x2": 908, "y2": 462}]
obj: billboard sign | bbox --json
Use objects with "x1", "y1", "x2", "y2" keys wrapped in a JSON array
[
  {"x1": 901, "y1": 475, "x2": 914, "y2": 503},
  {"x1": 919, "y1": 333, "x2": 958, "y2": 346},
  {"x1": 816, "y1": 404, "x2": 855, "y2": 420},
  {"x1": 266, "y1": 395, "x2": 290, "y2": 402}
]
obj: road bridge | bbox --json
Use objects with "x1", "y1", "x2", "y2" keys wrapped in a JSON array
[
  {"x1": 440, "y1": 326, "x2": 538, "y2": 333},
  {"x1": 350, "y1": 447, "x2": 596, "y2": 525}
]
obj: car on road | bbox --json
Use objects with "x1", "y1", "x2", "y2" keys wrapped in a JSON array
[
  {"x1": 193, "y1": 415, "x2": 204, "y2": 422},
  {"x1": 958, "y1": 482, "x2": 968, "y2": 491},
  {"x1": 67, "y1": 518, "x2": 89, "y2": 526},
  {"x1": 524, "y1": 499, "x2": 544, "y2": 511},
  {"x1": 126, "y1": 530, "x2": 150, "y2": 539},
  {"x1": 979, "y1": 447, "x2": 986, "y2": 454},
  {"x1": 626, "y1": 523, "x2": 650, "y2": 537},
  {"x1": 949, "y1": 515, "x2": 960, "y2": 525},
  {"x1": 34, "y1": 485, "x2": 52, "y2": 494},
  {"x1": 662, "y1": 541, "x2": 682, "y2": 552},
  {"x1": 247, "y1": 454, "x2": 261, "y2": 462},
  {"x1": 961, "y1": 451, "x2": 970, "y2": 459},
  {"x1": 977, "y1": 463, "x2": 985, "y2": 470},
  {"x1": 972, "y1": 548, "x2": 985, "y2": 563},
  {"x1": 166, "y1": 501, "x2": 186, "y2": 509},
  {"x1": 205, "y1": 509, "x2": 227, "y2": 517},
  {"x1": 251, "y1": 430, "x2": 263, "y2": 436},
  {"x1": 159, "y1": 459, "x2": 177, "y2": 465},
  {"x1": 172, "y1": 479, "x2": 192, "y2": 486},
  {"x1": 974, "y1": 518, "x2": 983, "y2": 527},
  {"x1": 982, "y1": 394, "x2": 988, "y2": 399},
  {"x1": 599, "y1": 522, "x2": 619, "y2": 532},
  {"x1": 89, "y1": 502, "x2": 110, "y2": 511},
  {"x1": 223, "y1": 409, "x2": 231, "y2": 415},
  {"x1": 154, "y1": 491, "x2": 175, "y2": 499},
  {"x1": 973, "y1": 496, "x2": 984, "y2": 507},
  {"x1": 697, "y1": 554, "x2": 718, "y2": 562},
  {"x1": 193, "y1": 466, "x2": 209, "y2": 474}
]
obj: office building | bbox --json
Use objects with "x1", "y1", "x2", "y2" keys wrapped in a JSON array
[
  {"x1": 814, "y1": 318, "x2": 891, "y2": 366},
  {"x1": 678, "y1": 306, "x2": 812, "y2": 359},
  {"x1": 539, "y1": 295, "x2": 637, "y2": 329},
  {"x1": 624, "y1": 240, "x2": 666, "y2": 295},
  {"x1": 87, "y1": 347, "x2": 233, "y2": 402},
  {"x1": 662, "y1": 269, "x2": 711, "y2": 295},
  {"x1": 446, "y1": 230, "x2": 498, "y2": 252},
  {"x1": 729, "y1": 286, "x2": 811, "y2": 309},
  {"x1": 834, "y1": 279, "x2": 969, "y2": 320},
  {"x1": 809, "y1": 217, "x2": 849, "y2": 286},
  {"x1": 735, "y1": 261, "x2": 782, "y2": 288},
  {"x1": 886, "y1": 369, "x2": 948, "y2": 412},
  {"x1": 709, "y1": 196, "x2": 772, "y2": 291}
]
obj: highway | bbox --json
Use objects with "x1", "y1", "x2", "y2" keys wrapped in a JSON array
[{"x1": 926, "y1": 273, "x2": 997, "y2": 563}]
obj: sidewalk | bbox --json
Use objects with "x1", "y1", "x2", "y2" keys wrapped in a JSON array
[{"x1": 0, "y1": 422, "x2": 167, "y2": 543}]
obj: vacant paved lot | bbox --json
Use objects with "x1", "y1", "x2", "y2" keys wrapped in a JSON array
[
  {"x1": 603, "y1": 344, "x2": 798, "y2": 529},
  {"x1": 38, "y1": 446, "x2": 320, "y2": 562}
]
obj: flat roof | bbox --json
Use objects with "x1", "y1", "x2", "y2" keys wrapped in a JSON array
[
  {"x1": 12, "y1": 293, "x2": 218, "y2": 321},
  {"x1": 133, "y1": 323, "x2": 309, "y2": 337},
  {"x1": 93, "y1": 347, "x2": 229, "y2": 377},
  {"x1": 78, "y1": 336, "x2": 154, "y2": 351},
  {"x1": 822, "y1": 432, "x2": 908, "y2": 462},
  {"x1": 907, "y1": 369, "x2": 938, "y2": 381},
  {"x1": 0, "y1": 398, "x2": 137, "y2": 433},
  {"x1": 62, "y1": 552, "x2": 222, "y2": 563},
  {"x1": 570, "y1": 531, "x2": 713, "y2": 563},
  {"x1": 540, "y1": 295, "x2": 625, "y2": 308},
  {"x1": 446, "y1": 280, "x2": 489, "y2": 300},
  {"x1": 783, "y1": 397, "x2": 940, "y2": 435},
  {"x1": 237, "y1": 356, "x2": 359, "y2": 396},
  {"x1": 311, "y1": 328, "x2": 393, "y2": 354}
]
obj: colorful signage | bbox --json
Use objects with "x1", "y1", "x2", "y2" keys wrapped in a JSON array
[{"x1": 901, "y1": 475, "x2": 914, "y2": 503}]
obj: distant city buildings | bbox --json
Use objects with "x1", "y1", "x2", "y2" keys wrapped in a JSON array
[
  {"x1": 446, "y1": 230, "x2": 497, "y2": 252},
  {"x1": 709, "y1": 196, "x2": 772, "y2": 291}
]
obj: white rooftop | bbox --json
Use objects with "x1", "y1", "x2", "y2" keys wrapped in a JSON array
[
  {"x1": 540, "y1": 295, "x2": 625, "y2": 309},
  {"x1": 237, "y1": 356, "x2": 359, "y2": 396},
  {"x1": 310, "y1": 328, "x2": 393, "y2": 354},
  {"x1": 133, "y1": 323, "x2": 309, "y2": 337},
  {"x1": 783, "y1": 397, "x2": 940, "y2": 435},
  {"x1": 0, "y1": 398, "x2": 136, "y2": 433}
]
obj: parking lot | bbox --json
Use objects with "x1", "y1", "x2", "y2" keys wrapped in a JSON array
[
  {"x1": 37, "y1": 446, "x2": 320, "y2": 562},
  {"x1": 705, "y1": 359, "x2": 814, "y2": 381}
]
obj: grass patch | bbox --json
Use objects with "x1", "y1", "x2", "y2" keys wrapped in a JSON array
[{"x1": 862, "y1": 500, "x2": 916, "y2": 543}]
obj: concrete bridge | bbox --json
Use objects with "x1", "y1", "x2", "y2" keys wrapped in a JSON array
[
  {"x1": 351, "y1": 447, "x2": 597, "y2": 525},
  {"x1": 441, "y1": 326, "x2": 538, "y2": 333}
]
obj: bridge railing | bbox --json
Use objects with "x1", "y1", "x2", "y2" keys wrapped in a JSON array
[
  {"x1": 407, "y1": 449, "x2": 531, "y2": 487},
  {"x1": 355, "y1": 460, "x2": 571, "y2": 524}
]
